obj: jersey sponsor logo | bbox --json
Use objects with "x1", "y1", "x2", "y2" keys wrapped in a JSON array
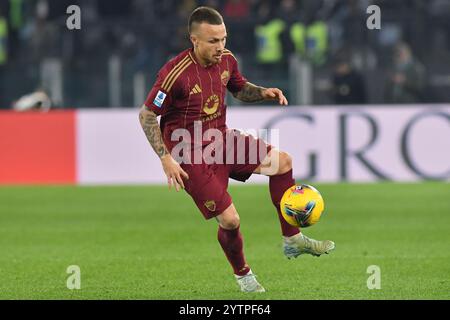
[
  {"x1": 189, "y1": 84, "x2": 202, "y2": 95},
  {"x1": 201, "y1": 111, "x2": 222, "y2": 123},
  {"x1": 221, "y1": 70, "x2": 230, "y2": 86},
  {"x1": 203, "y1": 94, "x2": 220, "y2": 115},
  {"x1": 204, "y1": 200, "x2": 216, "y2": 212},
  {"x1": 153, "y1": 90, "x2": 167, "y2": 108}
]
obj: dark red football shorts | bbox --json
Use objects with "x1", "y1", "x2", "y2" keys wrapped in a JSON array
[{"x1": 180, "y1": 129, "x2": 272, "y2": 219}]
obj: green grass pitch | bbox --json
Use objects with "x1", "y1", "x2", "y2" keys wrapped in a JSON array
[{"x1": 0, "y1": 183, "x2": 449, "y2": 299}]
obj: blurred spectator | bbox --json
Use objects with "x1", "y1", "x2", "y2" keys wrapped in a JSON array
[
  {"x1": 12, "y1": 89, "x2": 52, "y2": 112},
  {"x1": 222, "y1": 0, "x2": 251, "y2": 54},
  {"x1": 326, "y1": 0, "x2": 368, "y2": 49},
  {"x1": 290, "y1": 20, "x2": 328, "y2": 66},
  {"x1": 331, "y1": 51, "x2": 367, "y2": 105},
  {"x1": 254, "y1": 17, "x2": 286, "y2": 79},
  {"x1": 288, "y1": 0, "x2": 329, "y2": 66},
  {"x1": 428, "y1": 0, "x2": 450, "y2": 53},
  {"x1": 254, "y1": 0, "x2": 271, "y2": 23},
  {"x1": 384, "y1": 42, "x2": 426, "y2": 103},
  {"x1": 277, "y1": 0, "x2": 298, "y2": 58},
  {"x1": 97, "y1": 0, "x2": 131, "y2": 17},
  {"x1": 22, "y1": 0, "x2": 59, "y2": 63},
  {"x1": 223, "y1": 0, "x2": 250, "y2": 20},
  {"x1": 276, "y1": 0, "x2": 298, "y2": 23},
  {"x1": 254, "y1": 0, "x2": 285, "y2": 66},
  {"x1": 166, "y1": 0, "x2": 197, "y2": 56},
  {"x1": 7, "y1": 0, "x2": 24, "y2": 58}
]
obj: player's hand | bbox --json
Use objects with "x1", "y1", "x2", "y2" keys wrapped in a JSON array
[
  {"x1": 160, "y1": 155, "x2": 189, "y2": 192},
  {"x1": 262, "y1": 88, "x2": 288, "y2": 106}
]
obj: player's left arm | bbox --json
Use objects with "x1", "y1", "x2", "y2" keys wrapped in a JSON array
[{"x1": 232, "y1": 82, "x2": 288, "y2": 106}]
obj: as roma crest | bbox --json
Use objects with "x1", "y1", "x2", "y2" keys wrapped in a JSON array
[{"x1": 204, "y1": 200, "x2": 216, "y2": 212}]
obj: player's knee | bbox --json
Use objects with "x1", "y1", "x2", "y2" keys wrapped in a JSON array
[
  {"x1": 278, "y1": 151, "x2": 292, "y2": 174},
  {"x1": 219, "y1": 214, "x2": 240, "y2": 230}
]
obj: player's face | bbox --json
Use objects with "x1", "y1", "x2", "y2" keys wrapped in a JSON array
[{"x1": 191, "y1": 23, "x2": 227, "y2": 66}]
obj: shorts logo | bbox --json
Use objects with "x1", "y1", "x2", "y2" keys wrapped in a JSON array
[
  {"x1": 153, "y1": 90, "x2": 167, "y2": 108},
  {"x1": 221, "y1": 70, "x2": 230, "y2": 86},
  {"x1": 204, "y1": 200, "x2": 216, "y2": 212}
]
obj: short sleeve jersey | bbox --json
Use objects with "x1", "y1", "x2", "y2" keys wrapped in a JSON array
[{"x1": 144, "y1": 48, "x2": 247, "y2": 151}]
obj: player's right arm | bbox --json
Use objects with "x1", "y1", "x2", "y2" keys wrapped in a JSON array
[
  {"x1": 139, "y1": 106, "x2": 169, "y2": 158},
  {"x1": 139, "y1": 63, "x2": 189, "y2": 191},
  {"x1": 139, "y1": 105, "x2": 189, "y2": 192}
]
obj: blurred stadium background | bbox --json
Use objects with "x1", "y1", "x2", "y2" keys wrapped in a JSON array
[
  {"x1": 1, "y1": 0, "x2": 450, "y2": 107},
  {"x1": 0, "y1": 0, "x2": 449, "y2": 300}
]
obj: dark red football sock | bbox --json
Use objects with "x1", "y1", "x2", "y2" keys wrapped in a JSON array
[
  {"x1": 269, "y1": 169, "x2": 300, "y2": 237},
  {"x1": 217, "y1": 225, "x2": 250, "y2": 276}
]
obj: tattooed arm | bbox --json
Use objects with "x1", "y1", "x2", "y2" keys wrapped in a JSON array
[
  {"x1": 232, "y1": 82, "x2": 288, "y2": 105},
  {"x1": 139, "y1": 105, "x2": 169, "y2": 158},
  {"x1": 139, "y1": 105, "x2": 188, "y2": 191},
  {"x1": 232, "y1": 82, "x2": 265, "y2": 103}
]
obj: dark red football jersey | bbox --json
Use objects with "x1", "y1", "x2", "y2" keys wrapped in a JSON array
[{"x1": 144, "y1": 48, "x2": 247, "y2": 151}]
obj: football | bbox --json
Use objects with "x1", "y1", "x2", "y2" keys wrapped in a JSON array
[{"x1": 280, "y1": 184, "x2": 325, "y2": 228}]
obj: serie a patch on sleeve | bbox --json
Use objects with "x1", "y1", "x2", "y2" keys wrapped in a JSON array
[{"x1": 153, "y1": 90, "x2": 167, "y2": 108}]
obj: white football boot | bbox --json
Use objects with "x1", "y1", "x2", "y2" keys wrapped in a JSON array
[
  {"x1": 283, "y1": 232, "x2": 335, "y2": 259},
  {"x1": 235, "y1": 270, "x2": 266, "y2": 293}
]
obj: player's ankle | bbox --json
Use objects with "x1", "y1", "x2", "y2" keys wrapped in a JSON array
[
  {"x1": 284, "y1": 232, "x2": 302, "y2": 242},
  {"x1": 234, "y1": 268, "x2": 253, "y2": 279}
]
